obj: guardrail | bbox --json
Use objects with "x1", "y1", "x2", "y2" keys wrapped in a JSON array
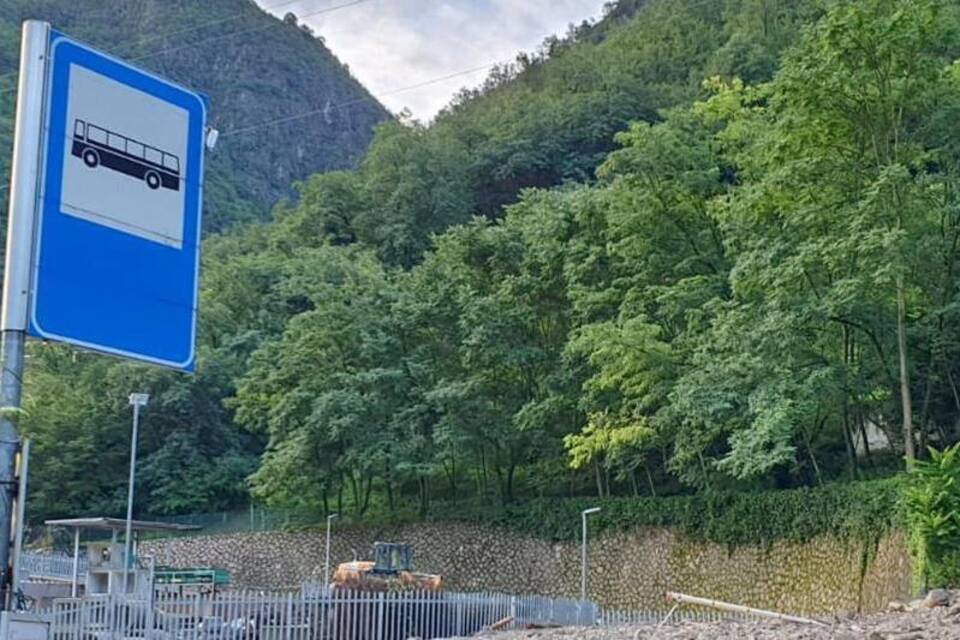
[{"x1": 19, "y1": 552, "x2": 86, "y2": 582}]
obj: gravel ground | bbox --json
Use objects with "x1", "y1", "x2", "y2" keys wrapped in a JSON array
[{"x1": 465, "y1": 607, "x2": 960, "y2": 639}]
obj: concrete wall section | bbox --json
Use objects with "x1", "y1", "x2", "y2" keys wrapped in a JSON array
[{"x1": 141, "y1": 523, "x2": 911, "y2": 615}]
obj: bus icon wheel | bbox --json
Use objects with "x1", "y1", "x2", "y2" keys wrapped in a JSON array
[
  {"x1": 82, "y1": 149, "x2": 99, "y2": 168},
  {"x1": 145, "y1": 171, "x2": 161, "y2": 190}
]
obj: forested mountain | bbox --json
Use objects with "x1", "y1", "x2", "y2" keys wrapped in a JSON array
[
  {"x1": 20, "y1": 0, "x2": 960, "y2": 531},
  {"x1": 285, "y1": 0, "x2": 821, "y2": 268},
  {"x1": 0, "y1": 0, "x2": 389, "y2": 229}
]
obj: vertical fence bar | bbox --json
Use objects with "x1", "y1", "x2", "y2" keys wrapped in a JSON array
[
  {"x1": 329, "y1": 587, "x2": 335, "y2": 640},
  {"x1": 374, "y1": 591, "x2": 383, "y2": 640},
  {"x1": 349, "y1": 590, "x2": 357, "y2": 640},
  {"x1": 365, "y1": 590, "x2": 372, "y2": 640},
  {"x1": 395, "y1": 590, "x2": 401, "y2": 640},
  {"x1": 71, "y1": 598, "x2": 79, "y2": 640},
  {"x1": 193, "y1": 590, "x2": 201, "y2": 640},
  {"x1": 453, "y1": 592, "x2": 460, "y2": 638},
  {"x1": 426, "y1": 589, "x2": 432, "y2": 637},
  {"x1": 355, "y1": 591, "x2": 364, "y2": 638},
  {"x1": 344, "y1": 588, "x2": 351, "y2": 640},
  {"x1": 285, "y1": 591, "x2": 294, "y2": 640},
  {"x1": 219, "y1": 589, "x2": 228, "y2": 639},
  {"x1": 427, "y1": 589, "x2": 433, "y2": 638},
  {"x1": 477, "y1": 591, "x2": 483, "y2": 632},
  {"x1": 417, "y1": 591, "x2": 430, "y2": 638},
  {"x1": 427, "y1": 590, "x2": 434, "y2": 639},
  {"x1": 320, "y1": 589, "x2": 329, "y2": 640},
  {"x1": 104, "y1": 595, "x2": 113, "y2": 639},
  {"x1": 348, "y1": 588, "x2": 355, "y2": 640},
  {"x1": 311, "y1": 587, "x2": 319, "y2": 640},
  {"x1": 294, "y1": 591, "x2": 302, "y2": 640},
  {"x1": 320, "y1": 587, "x2": 328, "y2": 640},
  {"x1": 409, "y1": 590, "x2": 417, "y2": 639}
]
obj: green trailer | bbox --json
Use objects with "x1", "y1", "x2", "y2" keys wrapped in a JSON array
[{"x1": 154, "y1": 566, "x2": 231, "y2": 587}]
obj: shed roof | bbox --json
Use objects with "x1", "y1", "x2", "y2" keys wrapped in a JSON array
[{"x1": 44, "y1": 517, "x2": 200, "y2": 532}]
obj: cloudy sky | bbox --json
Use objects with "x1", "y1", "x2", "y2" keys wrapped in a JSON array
[{"x1": 256, "y1": 0, "x2": 607, "y2": 120}]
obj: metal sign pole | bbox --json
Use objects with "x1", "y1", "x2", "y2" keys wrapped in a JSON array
[
  {"x1": 71, "y1": 529, "x2": 80, "y2": 598},
  {"x1": 580, "y1": 507, "x2": 600, "y2": 603},
  {"x1": 0, "y1": 20, "x2": 49, "y2": 610},
  {"x1": 11, "y1": 439, "x2": 30, "y2": 602},
  {"x1": 123, "y1": 393, "x2": 148, "y2": 597},
  {"x1": 324, "y1": 513, "x2": 338, "y2": 587}
]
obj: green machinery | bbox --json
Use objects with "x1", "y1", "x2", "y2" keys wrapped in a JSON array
[{"x1": 154, "y1": 566, "x2": 231, "y2": 588}]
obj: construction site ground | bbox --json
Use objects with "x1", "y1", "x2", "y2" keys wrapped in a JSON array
[{"x1": 468, "y1": 606, "x2": 960, "y2": 639}]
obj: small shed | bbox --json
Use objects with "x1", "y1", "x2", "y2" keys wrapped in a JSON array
[{"x1": 43, "y1": 517, "x2": 200, "y2": 597}]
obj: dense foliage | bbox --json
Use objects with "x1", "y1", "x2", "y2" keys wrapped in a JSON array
[
  {"x1": 226, "y1": 0, "x2": 960, "y2": 516},
  {"x1": 904, "y1": 445, "x2": 960, "y2": 589},
  {"x1": 477, "y1": 478, "x2": 902, "y2": 546},
  {"x1": 13, "y1": 0, "x2": 960, "y2": 557}
]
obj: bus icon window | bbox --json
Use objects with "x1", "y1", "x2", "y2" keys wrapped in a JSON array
[{"x1": 72, "y1": 119, "x2": 181, "y2": 191}]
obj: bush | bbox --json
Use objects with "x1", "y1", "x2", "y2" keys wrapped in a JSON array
[
  {"x1": 434, "y1": 478, "x2": 902, "y2": 547},
  {"x1": 903, "y1": 445, "x2": 960, "y2": 591}
]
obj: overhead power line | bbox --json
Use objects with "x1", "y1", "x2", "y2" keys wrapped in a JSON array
[
  {"x1": 119, "y1": 0, "x2": 314, "y2": 53},
  {"x1": 222, "y1": 63, "x2": 498, "y2": 138},
  {"x1": 0, "y1": 0, "x2": 368, "y2": 86},
  {"x1": 0, "y1": 0, "x2": 370, "y2": 100},
  {"x1": 1, "y1": 60, "x2": 498, "y2": 142},
  {"x1": 130, "y1": 0, "x2": 374, "y2": 62},
  {"x1": 0, "y1": 5, "x2": 501, "y2": 150}
]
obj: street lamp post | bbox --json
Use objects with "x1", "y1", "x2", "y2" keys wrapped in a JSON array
[
  {"x1": 123, "y1": 392, "x2": 149, "y2": 596},
  {"x1": 324, "y1": 513, "x2": 339, "y2": 588},
  {"x1": 580, "y1": 507, "x2": 601, "y2": 602}
]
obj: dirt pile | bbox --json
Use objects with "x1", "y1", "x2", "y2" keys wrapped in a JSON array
[
  {"x1": 467, "y1": 591, "x2": 960, "y2": 640},
  {"x1": 469, "y1": 610, "x2": 953, "y2": 639}
]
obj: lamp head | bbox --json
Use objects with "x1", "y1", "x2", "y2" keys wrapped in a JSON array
[
  {"x1": 128, "y1": 393, "x2": 149, "y2": 407},
  {"x1": 205, "y1": 127, "x2": 220, "y2": 151}
]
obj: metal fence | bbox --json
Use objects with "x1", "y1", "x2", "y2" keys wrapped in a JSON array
[
  {"x1": 144, "y1": 508, "x2": 323, "y2": 536},
  {"x1": 20, "y1": 551, "x2": 762, "y2": 632},
  {"x1": 41, "y1": 588, "x2": 602, "y2": 640},
  {"x1": 36, "y1": 584, "x2": 772, "y2": 640},
  {"x1": 20, "y1": 551, "x2": 85, "y2": 582}
]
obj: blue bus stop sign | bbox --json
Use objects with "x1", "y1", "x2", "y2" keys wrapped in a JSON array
[{"x1": 29, "y1": 31, "x2": 207, "y2": 371}]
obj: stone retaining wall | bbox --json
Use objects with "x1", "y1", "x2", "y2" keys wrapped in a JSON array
[{"x1": 141, "y1": 523, "x2": 911, "y2": 615}]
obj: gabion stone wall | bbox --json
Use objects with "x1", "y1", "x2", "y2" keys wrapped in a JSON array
[{"x1": 141, "y1": 523, "x2": 911, "y2": 615}]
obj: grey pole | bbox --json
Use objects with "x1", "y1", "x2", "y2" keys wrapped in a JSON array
[
  {"x1": 11, "y1": 438, "x2": 29, "y2": 600},
  {"x1": 71, "y1": 528, "x2": 80, "y2": 598},
  {"x1": 0, "y1": 20, "x2": 50, "y2": 609},
  {"x1": 324, "y1": 513, "x2": 338, "y2": 587},
  {"x1": 123, "y1": 393, "x2": 149, "y2": 596},
  {"x1": 580, "y1": 507, "x2": 601, "y2": 602}
]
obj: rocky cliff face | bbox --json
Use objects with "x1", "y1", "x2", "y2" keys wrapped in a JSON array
[{"x1": 142, "y1": 523, "x2": 912, "y2": 615}]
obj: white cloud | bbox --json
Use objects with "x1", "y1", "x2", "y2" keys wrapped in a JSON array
[{"x1": 256, "y1": 0, "x2": 606, "y2": 120}]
